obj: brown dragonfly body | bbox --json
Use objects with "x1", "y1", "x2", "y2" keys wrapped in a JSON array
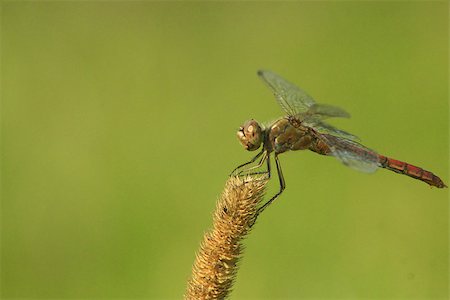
[
  {"x1": 266, "y1": 117, "x2": 445, "y2": 188},
  {"x1": 233, "y1": 70, "x2": 446, "y2": 218}
]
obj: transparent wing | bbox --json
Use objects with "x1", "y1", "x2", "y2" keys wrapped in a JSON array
[
  {"x1": 305, "y1": 103, "x2": 350, "y2": 119},
  {"x1": 304, "y1": 119, "x2": 360, "y2": 141},
  {"x1": 319, "y1": 134, "x2": 379, "y2": 173},
  {"x1": 258, "y1": 70, "x2": 351, "y2": 122},
  {"x1": 258, "y1": 70, "x2": 316, "y2": 116}
]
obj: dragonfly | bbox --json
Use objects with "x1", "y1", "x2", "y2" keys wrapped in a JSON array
[{"x1": 232, "y1": 70, "x2": 447, "y2": 218}]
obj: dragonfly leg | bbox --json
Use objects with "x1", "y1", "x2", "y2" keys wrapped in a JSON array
[
  {"x1": 243, "y1": 154, "x2": 272, "y2": 187},
  {"x1": 241, "y1": 151, "x2": 269, "y2": 177},
  {"x1": 248, "y1": 152, "x2": 271, "y2": 177},
  {"x1": 230, "y1": 149, "x2": 264, "y2": 176},
  {"x1": 253, "y1": 154, "x2": 285, "y2": 222}
]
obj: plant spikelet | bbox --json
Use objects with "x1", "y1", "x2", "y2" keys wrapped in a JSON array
[{"x1": 185, "y1": 176, "x2": 268, "y2": 300}]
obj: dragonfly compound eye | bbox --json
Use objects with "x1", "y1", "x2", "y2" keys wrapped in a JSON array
[{"x1": 236, "y1": 119, "x2": 262, "y2": 151}]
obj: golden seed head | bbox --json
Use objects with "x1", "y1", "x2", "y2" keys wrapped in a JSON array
[{"x1": 185, "y1": 176, "x2": 268, "y2": 300}]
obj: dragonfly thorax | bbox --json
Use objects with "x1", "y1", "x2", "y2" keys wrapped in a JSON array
[{"x1": 237, "y1": 119, "x2": 263, "y2": 151}]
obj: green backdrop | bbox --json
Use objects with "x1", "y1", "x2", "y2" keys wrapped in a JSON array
[{"x1": 2, "y1": 2, "x2": 448, "y2": 299}]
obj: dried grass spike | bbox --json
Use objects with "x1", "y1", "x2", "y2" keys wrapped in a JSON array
[{"x1": 185, "y1": 176, "x2": 268, "y2": 300}]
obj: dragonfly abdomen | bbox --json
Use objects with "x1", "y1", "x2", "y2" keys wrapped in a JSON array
[{"x1": 378, "y1": 155, "x2": 447, "y2": 188}]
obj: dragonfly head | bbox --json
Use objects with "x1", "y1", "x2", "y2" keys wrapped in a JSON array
[{"x1": 237, "y1": 119, "x2": 263, "y2": 151}]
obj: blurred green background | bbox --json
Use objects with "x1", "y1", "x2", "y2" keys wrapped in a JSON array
[{"x1": 1, "y1": 2, "x2": 448, "y2": 299}]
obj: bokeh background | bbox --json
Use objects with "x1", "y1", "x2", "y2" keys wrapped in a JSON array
[{"x1": 2, "y1": 2, "x2": 448, "y2": 299}]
